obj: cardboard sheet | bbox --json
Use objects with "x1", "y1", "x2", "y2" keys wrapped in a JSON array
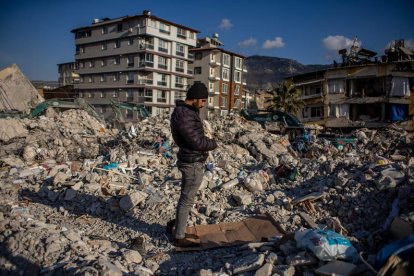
[{"x1": 175, "y1": 214, "x2": 284, "y2": 251}]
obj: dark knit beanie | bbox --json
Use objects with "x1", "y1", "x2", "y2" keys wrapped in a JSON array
[{"x1": 186, "y1": 82, "x2": 208, "y2": 99}]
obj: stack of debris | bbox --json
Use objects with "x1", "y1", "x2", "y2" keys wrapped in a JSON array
[{"x1": 0, "y1": 109, "x2": 413, "y2": 275}]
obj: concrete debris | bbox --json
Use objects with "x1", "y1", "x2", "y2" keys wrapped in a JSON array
[
  {"x1": 0, "y1": 110, "x2": 413, "y2": 274},
  {"x1": 0, "y1": 64, "x2": 43, "y2": 112}
]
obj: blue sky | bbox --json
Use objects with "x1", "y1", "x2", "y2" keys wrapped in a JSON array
[{"x1": 0, "y1": 0, "x2": 413, "y2": 81}]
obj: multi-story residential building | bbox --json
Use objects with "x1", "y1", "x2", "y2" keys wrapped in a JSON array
[
  {"x1": 71, "y1": 10, "x2": 198, "y2": 118},
  {"x1": 57, "y1": 62, "x2": 80, "y2": 86},
  {"x1": 289, "y1": 40, "x2": 414, "y2": 130},
  {"x1": 189, "y1": 35, "x2": 250, "y2": 118}
]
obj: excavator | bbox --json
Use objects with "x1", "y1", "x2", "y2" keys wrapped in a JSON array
[
  {"x1": 0, "y1": 98, "x2": 104, "y2": 124},
  {"x1": 110, "y1": 99, "x2": 149, "y2": 123}
]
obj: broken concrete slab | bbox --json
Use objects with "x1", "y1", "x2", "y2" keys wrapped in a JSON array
[
  {"x1": 0, "y1": 118, "x2": 29, "y2": 142},
  {"x1": 0, "y1": 64, "x2": 43, "y2": 112}
]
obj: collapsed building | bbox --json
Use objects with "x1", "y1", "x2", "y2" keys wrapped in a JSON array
[
  {"x1": 0, "y1": 106, "x2": 413, "y2": 274},
  {"x1": 290, "y1": 39, "x2": 414, "y2": 130}
]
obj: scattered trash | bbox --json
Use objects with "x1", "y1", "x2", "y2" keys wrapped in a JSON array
[{"x1": 295, "y1": 229, "x2": 358, "y2": 262}]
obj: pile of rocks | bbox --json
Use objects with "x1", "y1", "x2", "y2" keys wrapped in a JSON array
[{"x1": 0, "y1": 110, "x2": 413, "y2": 275}]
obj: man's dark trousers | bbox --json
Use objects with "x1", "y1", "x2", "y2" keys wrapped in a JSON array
[{"x1": 174, "y1": 161, "x2": 204, "y2": 239}]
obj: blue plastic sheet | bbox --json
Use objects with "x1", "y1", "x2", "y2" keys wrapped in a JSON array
[{"x1": 390, "y1": 104, "x2": 408, "y2": 122}]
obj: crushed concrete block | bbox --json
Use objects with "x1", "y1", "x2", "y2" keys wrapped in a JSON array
[
  {"x1": 122, "y1": 249, "x2": 142, "y2": 264},
  {"x1": 233, "y1": 254, "x2": 264, "y2": 274},
  {"x1": 254, "y1": 263, "x2": 273, "y2": 276},
  {"x1": 0, "y1": 119, "x2": 29, "y2": 142},
  {"x1": 119, "y1": 191, "x2": 148, "y2": 211}
]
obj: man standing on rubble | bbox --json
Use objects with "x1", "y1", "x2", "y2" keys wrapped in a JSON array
[{"x1": 170, "y1": 82, "x2": 217, "y2": 246}]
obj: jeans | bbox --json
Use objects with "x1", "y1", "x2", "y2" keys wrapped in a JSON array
[{"x1": 174, "y1": 161, "x2": 204, "y2": 239}]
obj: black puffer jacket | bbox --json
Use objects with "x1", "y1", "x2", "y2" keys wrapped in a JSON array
[{"x1": 170, "y1": 100, "x2": 217, "y2": 163}]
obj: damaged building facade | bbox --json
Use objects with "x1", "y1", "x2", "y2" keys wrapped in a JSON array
[
  {"x1": 189, "y1": 35, "x2": 250, "y2": 117},
  {"x1": 290, "y1": 39, "x2": 414, "y2": 129},
  {"x1": 71, "y1": 10, "x2": 198, "y2": 118}
]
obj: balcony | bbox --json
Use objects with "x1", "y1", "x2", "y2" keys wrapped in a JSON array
[
  {"x1": 177, "y1": 33, "x2": 186, "y2": 39},
  {"x1": 126, "y1": 79, "x2": 134, "y2": 84},
  {"x1": 139, "y1": 44, "x2": 154, "y2": 50},
  {"x1": 159, "y1": 29, "x2": 170, "y2": 35},
  {"x1": 138, "y1": 62, "x2": 154, "y2": 68},
  {"x1": 175, "y1": 67, "x2": 184, "y2": 73},
  {"x1": 127, "y1": 62, "x2": 134, "y2": 67},
  {"x1": 158, "y1": 47, "x2": 168, "y2": 53},
  {"x1": 209, "y1": 75, "x2": 220, "y2": 81},
  {"x1": 209, "y1": 60, "x2": 221, "y2": 66},
  {"x1": 187, "y1": 69, "x2": 193, "y2": 75},
  {"x1": 158, "y1": 64, "x2": 168, "y2": 70},
  {"x1": 157, "y1": 81, "x2": 167, "y2": 86},
  {"x1": 176, "y1": 51, "x2": 185, "y2": 57},
  {"x1": 138, "y1": 79, "x2": 153, "y2": 85},
  {"x1": 175, "y1": 83, "x2": 184, "y2": 88}
]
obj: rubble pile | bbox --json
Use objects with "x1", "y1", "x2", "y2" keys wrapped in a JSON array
[{"x1": 0, "y1": 110, "x2": 413, "y2": 275}]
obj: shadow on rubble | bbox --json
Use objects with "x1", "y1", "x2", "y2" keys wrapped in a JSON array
[
  {"x1": 18, "y1": 188, "x2": 167, "y2": 242},
  {"x1": 0, "y1": 243, "x2": 40, "y2": 276}
]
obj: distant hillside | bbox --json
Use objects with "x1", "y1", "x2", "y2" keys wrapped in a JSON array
[{"x1": 245, "y1": 55, "x2": 331, "y2": 90}]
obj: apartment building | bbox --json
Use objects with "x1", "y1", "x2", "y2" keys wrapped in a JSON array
[
  {"x1": 189, "y1": 35, "x2": 249, "y2": 118},
  {"x1": 57, "y1": 62, "x2": 80, "y2": 86},
  {"x1": 289, "y1": 40, "x2": 414, "y2": 129},
  {"x1": 71, "y1": 10, "x2": 198, "y2": 119}
]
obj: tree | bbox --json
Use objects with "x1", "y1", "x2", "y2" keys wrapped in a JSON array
[{"x1": 266, "y1": 80, "x2": 303, "y2": 115}]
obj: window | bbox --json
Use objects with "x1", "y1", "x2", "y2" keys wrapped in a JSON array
[
  {"x1": 195, "y1": 53, "x2": 202, "y2": 60},
  {"x1": 223, "y1": 54, "x2": 230, "y2": 66},
  {"x1": 234, "y1": 85, "x2": 240, "y2": 96},
  {"x1": 174, "y1": 91, "x2": 186, "y2": 101},
  {"x1": 101, "y1": 59, "x2": 106, "y2": 67},
  {"x1": 221, "y1": 96, "x2": 227, "y2": 107},
  {"x1": 222, "y1": 83, "x2": 228, "y2": 94},
  {"x1": 177, "y1": 28, "x2": 187, "y2": 39},
  {"x1": 304, "y1": 84, "x2": 322, "y2": 96},
  {"x1": 159, "y1": 22, "x2": 170, "y2": 34},
  {"x1": 128, "y1": 38, "x2": 134, "y2": 45},
  {"x1": 79, "y1": 61, "x2": 85, "y2": 68},
  {"x1": 158, "y1": 74, "x2": 167, "y2": 86},
  {"x1": 79, "y1": 92, "x2": 83, "y2": 98},
  {"x1": 114, "y1": 40, "x2": 121, "y2": 49},
  {"x1": 88, "y1": 76, "x2": 93, "y2": 83},
  {"x1": 235, "y1": 57, "x2": 242, "y2": 69},
  {"x1": 117, "y1": 23, "x2": 123, "y2": 32},
  {"x1": 158, "y1": 39, "x2": 168, "y2": 52},
  {"x1": 157, "y1": 91, "x2": 167, "y2": 103},
  {"x1": 144, "y1": 89, "x2": 153, "y2": 101},
  {"x1": 234, "y1": 71, "x2": 241, "y2": 83},
  {"x1": 75, "y1": 30, "x2": 91, "y2": 38},
  {"x1": 175, "y1": 76, "x2": 184, "y2": 88},
  {"x1": 145, "y1": 53, "x2": 154, "y2": 63},
  {"x1": 149, "y1": 19, "x2": 156, "y2": 28},
  {"x1": 102, "y1": 26, "x2": 108, "y2": 34},
  {"x1": 328, "y1": 79, "x2": 345, "y2": 93},
  {"x1": 158, "y1": 56, "x2": 167, "y2": 69},
  {"x1": 126, "y1": 89, "x2": 134, "y2": 101},
  {"x1": 176, "y1": 60, "x2": 184, "y2": 73},
  {"x1": 99, "y1": 91, "x2": 105, "y2": 98},
  {"x1": 100, "y1": 75, "x2": 106, "y2": 82},
  {"x1": 127, "y1": 56, "x2": 134, "y2": 67},
  {"x1": 310, "y1": 106, "x2": 323, "y2": 118},
  {"x1": 89, "y1": 61, "x2": 95, "y2": 68},
  {"x1": 194, "y1": 67, "x2": 202, "y2": 74},
  {"x1": 222, "y1": 68, "x2": 229, "y2": 80},
  {"x1": 80, "y1": 46, "x2": 85, "y2": 53},
  {"x1": 176, "y1": 43, "x2": 185, "y2": 56},
  {"x1": 114, "y1": 56, "x2": 120, "y2": 65},
  {"x1": 127, "y1": 72, "x2": 134, "y2": 84},
  {"x1": 189, "y1": 32, "x2": 195, "y2": 39},
  {"x1": 102, "y1": 43, "x2": 107, "y2": 50},
  {"x1": 113, "y1": 73, "x2": 119, "y2": 82}
]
